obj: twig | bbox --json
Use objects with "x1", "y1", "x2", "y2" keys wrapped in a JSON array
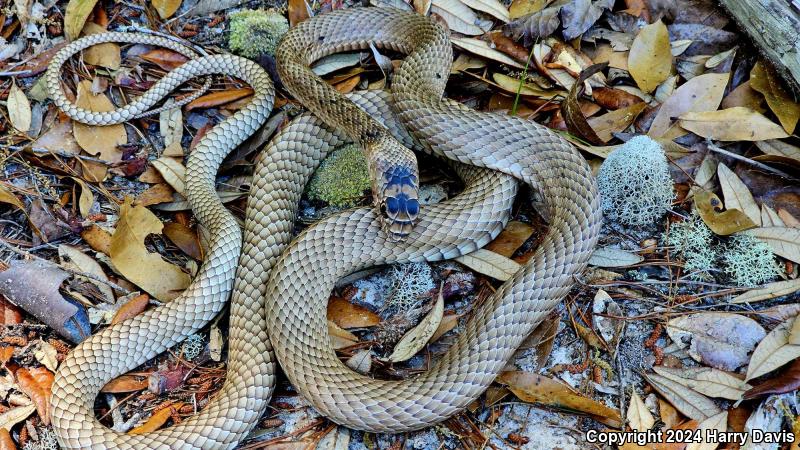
[{"x1": 706, "y1": 141, "x2": 796, "y2": 180}]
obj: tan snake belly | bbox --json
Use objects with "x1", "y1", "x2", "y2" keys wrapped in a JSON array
[{"x1": 46, "y1": 7, "x2": 601, "y2": 448}]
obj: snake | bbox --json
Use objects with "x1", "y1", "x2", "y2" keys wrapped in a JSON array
[{"x1": 45, "y1": 7, "x2": 601, "y2": 449}]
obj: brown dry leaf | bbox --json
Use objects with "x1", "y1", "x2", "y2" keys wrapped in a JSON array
[
  {"x1": 508, "y1": 0, "x2": 548, "y2": 19},
  {"x1": 288, "y1": 0, "x2": 310, "y2": 26},
  {"x1": 779, "y1": 209, "x2": 800, "y2": 228},
  {"x1": 455, "y1": 249, "x2": 521, "y2": 281},
  {"x1": 384, "y1": 291, "x2": 443, "y2": 363},
  {"x1": 64, "y1": 0, "x2": 99, "y2": 40},
  {"x1": 163, "y1": 222, "x2": 202, "y2": 260},
  {"x1": 101, "y1": 374, "x2": 149, "y2": 393},
  {"x1": 328, "y1": 321, "x2": 359, "y2": 349},
  {"x1": 561, "y1": 63, "x2": 606, "y2": 145},
  {"x1": 73, "y1": 80, "x2": 127, "y2": 162},
  {"x1": 721, "y1": 81, "x2": 766, "y2": 112},
  {"x1": 627, "y1": 390, "x2": 655, "y2": 431},
  {"x1": 750, "y1": 61, "x2": 800, "y2": 133},
  {"x1": 34, "y1": 340, "x2": 59, "y2": 372},
  {"x1": 334, "y1": 76, "x2": 360, "y2": 94},
  {"x1": 644, "y1": 372, "x2": 722, "y2": 421},
  {"x1": 69, "y1": 177, "x2": 95, "y2": 218},
  {"x1": 151, "y1": 157, "x2": 186, "y2": 195},
  {"x1": 755, "y1": 139, "x2": 800, "y2": 164},
  {"x1": 0, "y1": 297, "x2": 23, "y2": 325},
  {"x1": 15, "y1": 367, "x2": 54, "y2": 425},
  {"x1": 0, "y1": 185, "x2": 29, "y2": 223},
  {"x1": 496, "y1": 371, "x2": 622, "y2": 427},
  {"x1": 32, "y1": 117, "x2": 82, "y2": 155},
  {"x1": 587, "y1": 102, "x2": 646, "y2": 142},
  {"x1": 648, "y1": 73, "x2": 729, "y2": 138},
  {"x1": 186, "y1": 88, "x2": 254, "y2": 111},
  {"x1": 653, "y1": 366, "x2": 751, "y2": 400},
  {"x1": 136, "y1": 184, "x2": 175, "y2": 207},
  {"x1": 666, "y1": 312, "x2": 765, "y2": 372},
  {"x1": 58, "y1": 244, "x2": 114, "y2": 303},
  {"x1": 484, "y1": 221, "x2": 534, "y2": 257},
  {"x1": 717, "y1": 163, "x2": 761, "y2": 226},
  {"x1": 152, "y1": 0, "x2": 181, "y2": 19},
  {"x1": 81, "y1": 225, "x2": 112, "y2": 255},
  {"x1": 592, "y1": 87, "x2": 643, "y2": 110},
  {"x1": 7, "y1": 80, "x2": 31, "y2": 133},
  {"x1": 431, "y1": 312, "x2": 460, "y2": 342},
  {"x1": 745, "y1": 315, "x2": 800, "y2": 381},
  {"x1": 686, "y1": 412, "x2": 727, "y2": 450},
  {"x1": 0, "y1": 428, "x2": 16, "y2": 449},
  {"x1": 628, "y1": 20, "x2": 671, "y2": 93},
  {"x1": 451, "y1": 38, "x2": 524, "y2": 69},
  {"x1": 492, "y1": 73, "x2": 563, "y2": 99},
  {"x1": 743, "y1": 358, "x2": 800, "y2": 400},
  {"x1": 679, "y1": 107, "x2": 789, "y2": 141},
  {"x1": 140, "y1": 48, "x2": 189, "y2": 71},
  {"x1": 111, "y1": 293, "x2": 150, "y2": 325},
  {"x1": 109, "y1": 198, "x2": 190, "y2": 301},
  {"x1": 694, "y1": 190, "x2": 757, "y2": 235},
  {"x1": 81, "y1": 23, "x2": 120, "y2": 70},
  {"x1": 0, "y1": 404, "x2": 36, "y2": 432},
  {"x1": 732, "y1": 279, "x2": 800, "y2": 304},
  {"x1": 327, "y1": 297, "x2": 380, "y2": 329},
  {"x1": 129, "y1": 402, "x2": 184, "y2": 434},
  {"x1": 741, "y1": 227, "x2": 800, "y2": 263}
]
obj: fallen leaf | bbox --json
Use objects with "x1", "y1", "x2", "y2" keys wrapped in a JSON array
[
  {"x1": 431, "y1": 312, "x2": 460, "y2": 342},
  {"x1": 71, "y1": 177, "x2": 95, "y2": 218},
  {"x1": 72, "y1": 80, "x2": 127, "y2": 163},
  {"x1": 151, "y1": 157, "x2": 186, "y2": 195},
  {"x1": 136, "y1": 183, "x2": 175, "y2": 207},
  {"x1": 628, "y1": 20, "x2": 672, "y2": 93},
  {"x1": 740, "y1": 227, "x2": 800, "y2": 263},
  {"x1": 101, "y1": 374, "x2": 149, "y2": 393},
  {"x1": 0, "y1": 404, "x2": 36, "y2": 432},
  {"x1": 328, "y1": 321, "x2": 359, "y2": 349},
  {"x1": 588, "y1": 246, "x2": 643, "y2": 267},
  {"x1": 455, "y1": 249, "x2": 521, "y2": 281},
  {"x1": 484, "y1": 221, "x2": 534, "y2": 257},
  {"x1": 721, "y1": 80, "x2": 766, "y2": 112},
  {"x1": 562, "y1": 63, "x2": 606, "y2": 145},
  {"x1": 694, "y1": 190, "x2": 757, "y2": 235},
  {"x1": 327, "y1": 297, "x2": 380, "y2": 329},
  {"x1": 64, "y1": 0, "x2": 99, "y2": 40},
  {"x1": 109, "y1": 198, "x2": 190, "y2": 301},
  {"x1": 561, "y1": 0, "x2": 612, "y2": 41},
  {"x1": 81, "y1": 225, "x2": 112, "y2": 255},
  {"x1": 592, "y1": 86, "x2": 643, "y2": 110},
  {"x1": 687, "y1": 153, "x2": 717, "y2": 199},
  {"x1": 627, "y1": 390, "x2": 655, "y2": 431},
  {"x1": 7, "y1": 80, "x2": 31, "y2": 133},
  {"x1": 653, "y1": 366, "x2": 751, "y2": 400},
  {"x1": 761, "y1": 205, "x2": 785, "y2": 227},
  {"x1": 497, "y1": 371, "x2": 622, "y2": 427},
  {"x1": 505, "y1": 5, "x2": 561, "y2": 44},
  {"x1": 431, "y1": 0, "x2": 489, "y2": 35},
  {"x1": 81, "y1": 23, "x2": 121, "y2": 70},
  {"x1": 288, "y1": 0, "x2": 310, "y2": 25},
  {"x1": 718, "y1": 163, "x2": 761, "y2": 226},
  {"x1": 644, "y1": 372, "x2": 722, "y2": 421},
  {"x1": 162, "y1": 222, "x2": 202, "y2": 261},
  {"x1": 0, "y1": 185, "x2": 37, "y2": 236},
  {"x1": 159, "y1": 99, "x2": 183, "y2": 148},
  {"x1": 152, "y1": 0, "x2": 181, "y2": 19},
  {"x1": 186, "y1": 88, "x2": 254, "y2": 111},
  {"x1": 15, "y1": 367, "x2": 53, "y2": 425},
  {"x1": 459, "y1": 0, "x2": 509, "y2": 22},
  {"x1": 756, "y1": 139, "x2": 800, "y2": 164},
  {"x1": 743, "y1": 358, "x2": 800, "y2": 400},
  {"x1": 750, "y1": 61, "x2": 800, "y2": 133},
  {"x1": 586, "y1": 102, "x2": 646, "y2": 142},
  {"x1": 31, "y1": 117, "x2": 82, "y2": 155},
  {"x1": 129, "y1": 402, "x2": 184, "y2": 434},
  {"x1": 0, "y1": 297, "x2": 23, "y2": 325},
  {"x1": 648, "y1": 73, "x2": 729, "y2": 138},
  {"x1": 508, "y1": 0, "x2": 547, "y2": 19},
  {"x1": 451, "y1": 38, "x2": 524, "y2": 69},
  {"x1": 732, "y1": 279, "x2": 800, "y2": 304},
  {"x1": 686, "y1": 411, "x2": 727, "y2": 450},
  {"x1": 346, "y1": 349, "x2": 372, "y2": 374},
  {"x1": 746, "y1": 315, "x2": 800, "y2": 381},
  {"x1": 384, "y1": 291, "x2": 443, "y2": 362},
  {"x1": 59, "y1": 244, "x2": 114, "y2": 303},
  {"x1": 0, "y1": 428, "x2": 16, "y2": 449},
  {"x1": 34, "y1": 340, "x2": 59, "y2": 372},
  {"x1": 209, "y1": 325, "x2": 223, "y2": 361},
  {"x1": 679, "y1": 107, "x2": 789, "y2": 141},
  {"x1": 140, "y1": 48, "x2": 189, "y2": 71},
  {"x1": 666, "y1": 312, "x2": 765, "y2": 371},
  {"x1": 111, "y1": 293, "x2": 150, "y2": 325}
]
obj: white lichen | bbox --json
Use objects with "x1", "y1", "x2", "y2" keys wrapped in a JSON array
[
  {"x1": 181, "y1": 333, "x2": 204, "y2": 360},
  {"x1": 597, "y1": 135, "x2": 675, "y2": 226},
  {"x1": 722, "y1": 234, "x2": 781, "y2": 286},
  {"x1": 664, "y1": 212, "x2": 716, "y2": 276},
  {"x1": 383, "y1": 262, "x2": 435, "y2": 314}
]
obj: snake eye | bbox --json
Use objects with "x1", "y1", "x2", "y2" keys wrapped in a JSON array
[
  {"x1": 406, "y1": 199, "x2": 419, "y2": 217},
  {"x1": 385, "y1": 197, "x2": 400, "y2": 216}
]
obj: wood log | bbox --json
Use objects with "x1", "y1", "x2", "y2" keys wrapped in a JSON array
[{"x1": 718, "y1": 0, "x2": 800, "y2": 96}]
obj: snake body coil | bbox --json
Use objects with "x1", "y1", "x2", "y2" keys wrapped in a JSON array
[{"x1": 47, "y1": 8, "x2": 600, "y2": 448}]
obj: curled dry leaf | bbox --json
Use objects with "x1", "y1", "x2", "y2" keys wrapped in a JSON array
[
  {"x1": 15, "y1": 367, "x2": 54, "y2": 425},
  {"x1": 455, "y1": 249, "x2": 521, "y2": 281},
  {"x1": 679, "y1": 107, "x2": 790, "y2": 141},
  {"x1": 34, "y1": 340, "x2": 59, "y2": 372},
  {"x1": 745, "y1": 315, "x2": 800, "y2": 381},
  {"x1": 496, "y1": 371, "x2": 622, "y2": 427},
  {"x1": 163, "y1": 222, "x2": 202, "y2": 261},
  {"x1": 644, "y1": 372, "x2": 722, "y2": 421},
  {"x1": 653, "y1": 366, "x2": 751, "y2": 400},
  {"x1": 151, "y1": 157, "x2": 186, "y2": 196},
  {"x1": 628, "y1": 20, "x2": 672, "y2": 93},
  {"x1": 648, "y1": 73, "x2": 729, "y2": 138},
  {"x1": 328, "y1": 321, "x2": 359, "y2": 349},
  {"x1": 0, "y1": 404, "x2": 36, "y2": 431},
  {"x1": 717, "y1": 163, "x2": 761, "y2": 226},
  {"x1": 327, "y1": 297, "x2": 380, "y2": 329},
  {"x1": 64, "y1": 0, "x2": 99, "y2": 39},
  {"x1": 694, "y1": 190, "x2": 757, "y2": 236},
  {"x1": 732, "y1": 279, "x2": 800, "y2": 304},
  {"x1": 109, "y1": 198, "x2": 190, "y2": 301},
  {"x1": 7, "y1": 80, "x2": 31, "y2": 133},
  {"x1": 562, "y1": 63, "x2": 607, "y2": 145},
  {"x1": 384, "y1": 291, "x2": 443, "y2": 363},
  {"x1": 451, "y1": 38, "x2": 524, "y2": 69},
  {"x1": 740, "y1": 227, "x2": 800, "y2": 263},
  {"x1": 627, "y1": 389, "x2": 655, "y2": 432},
  {"x1": 750, "y1": 61, "x2": 800, "y2": 133},
  {"x1": 101, "y1": 374, "x2": 149, "y2": 393},
  {"x1": 743, "y1": 358, "x2": 800, "y2": 400},
  {"x1": 70, "y1": 177, "x2": 95, "y2": 218},
  {"x1": 186, "y1": 88, "x2": 254, "y2": 111},
  {"x1": 666, "y1": 312, "x2": 765, "y2": 371},
  {"x1": 58, "y1": 244, "x2": 114, "y2": 303},
  {"x1": 129, "y1": 402, "x2": 184, "y2": 434}
]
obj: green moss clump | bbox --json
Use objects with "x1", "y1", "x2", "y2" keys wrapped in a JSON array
[
  {"x1": 228, "y1": 9, "x2": 289, "y2": 59},
  {"x1": 664, "y1": 212, "x2": 716, "y2": 275},
  {"x1": 307, "y1": 145, "x2": 371, "y2": 208},
  {"x1": 722, "y1": 235, "x2": 781, "y2": 286}
]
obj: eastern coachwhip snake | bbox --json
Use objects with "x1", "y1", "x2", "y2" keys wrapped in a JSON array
[{"x1": 45, "y1": 7, "x2": 601, "y2": 449}]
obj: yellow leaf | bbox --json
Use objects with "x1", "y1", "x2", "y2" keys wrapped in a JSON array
[
  {"x1": 151, "y1": 157, "x2": 186, "y2": 196},
  {"x1": 628, "y1": 20, "x2": 672, "y2": 93},
  {"x1": 109, "y1": 197, "x2": 190, "y2": 301},
  {"x1": 648, "y1": 72, "x2": 729, "y2": 138},
  {"x1": 129, "y1": 402, "x2": 183, "y2": 434},
  {"x1": 152, "y1": 0, "x2": 182, "y2": 19},
  {"x1": 750, "y1": 61, "x2": 800, "y2": 133},
  {"x1": 586, "y1": 102, "x2": 646, "y2": 142},
  {"x1": 7, "y1": 80, "x2": 31, "y2": 133},
  {"x1": 717, "y1": 163, "x2": 760, "y2": 226},
  {"x1": 81, "y1": 23, "x2": 121, "y2": 70},
  {"x1": 384, "y1": 290, "x2": 443, "y2": 363},
  {"x1": 508, "y1": 0, "x2": 548, "y2": 19},
  {"x1": 694, "y1": 191, "x2": 757, "y2": 235},
  {"x1": 70, "y1": 177, "x2": 95, "y2": 218},
  {"x1": 627, "y1": 390, "x2": 655, "y2": 432},
  {"x1": 64, "y1": 0, "x2": 99, "y2": 40},
  {"x1": 679, "y1": 107, "x2": 789, "y2": 141},
  {"x1": 72, "y1": 80, "x2": 127, "y2": 161},
  {"x1": 455, "y1": 249, "x2": 521, "y2": 281}
]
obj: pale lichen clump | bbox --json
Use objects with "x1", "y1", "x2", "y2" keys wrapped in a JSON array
[
  {"x1": 306, "y1": 144, "x2": 371, "y2": 208},
  {"x1": 722, "y1": 234, "x2": 781, "y2": 286},
  {"x1": 597, "y1": 135, "x2": 675, "y2": 226},
  {"x1": 22, "y1": 428, "x2": 59, "y2": 450},
  {"x1": 664, "y1": 212, "x2": 716, "y2": 275},
  {"x1": 181, "y1": 333, "x2": 204, "y2": 360},
  {"x1": 228, "y1": 9, "x2": 289, "y2": 59},
  {"x1": 383, "y1": 262, "x2": 435, "y2": 314}
]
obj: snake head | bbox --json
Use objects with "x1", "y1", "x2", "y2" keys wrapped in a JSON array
[{"x1": 378, "y1": 165, "x2": 420, "y2": 239}]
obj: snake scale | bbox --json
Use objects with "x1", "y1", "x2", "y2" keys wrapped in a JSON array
[{"x1": 45, "y1": 7, "x2": 601, "y2": 449}]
